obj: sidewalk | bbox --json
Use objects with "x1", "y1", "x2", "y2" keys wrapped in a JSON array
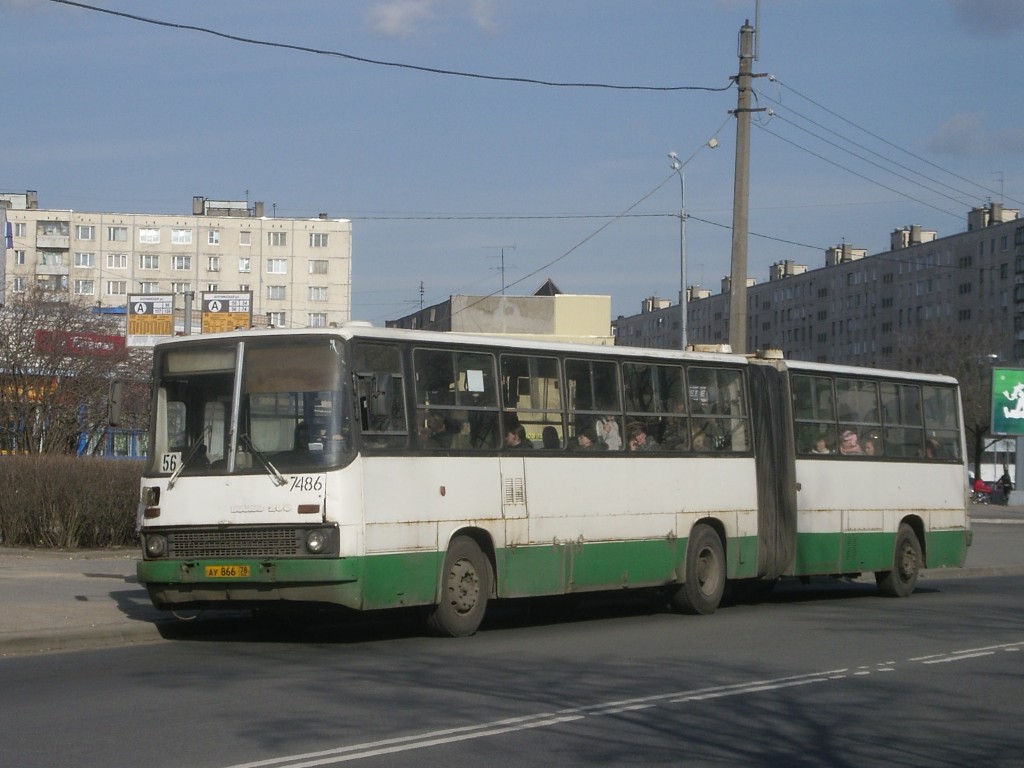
[{"x1": 2, "y1": 504, "x2": 1024, "y2": 657}]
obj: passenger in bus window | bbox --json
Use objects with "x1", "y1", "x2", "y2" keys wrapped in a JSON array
[
  {"x1": 627, "y1": 422, "x2": 659, "y2": 452},
  {"x1": 423, "y1": 412, "x2": 456, "y2": 449},
  {"x1": 504, "y1": 424, "x2": 533, "y2": 449},
  {"x1": 541, "y1": 425, "x2": 561, "y2": 449},
  {"x1": 595, "y1": 416, "x2": 622, "y2": 450},
  {"x1": 924, "y1": 438, "x2": 942, "y2": 460},
  {"x1": 572, "y1": 427, "x2": 606, "y2": 451},
  {"x1": 862, "y1": 433, "x2": 882, "y2": 456},
  {"x1": 838, "y1": 429, "x2": 863, "y2": 455},
  {"x1": 692, "y1": 429, "x2": 711, "y2": 452},
  {"x1": 810, "y1": 434, "x2": 832, "y2": 454}
]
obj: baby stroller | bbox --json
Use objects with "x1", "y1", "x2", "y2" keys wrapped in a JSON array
[{"x1": 971, "y1": 476, "x2": 993, "y2": 504}]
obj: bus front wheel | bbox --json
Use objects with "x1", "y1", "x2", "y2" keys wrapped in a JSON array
[
  {"x1": 876, "y1": 523, "x2": 922, "y2": 597},
  {"x1": 426, "y1": 537, "x2": 491, "y2": 637},
  {"x1": 674, "y1": 524, "x2": 726, "y2": 615}
]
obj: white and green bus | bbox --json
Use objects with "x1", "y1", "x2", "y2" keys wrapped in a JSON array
[{"x1": 136, "y1": 325, "x2": 970, "y2": 636}]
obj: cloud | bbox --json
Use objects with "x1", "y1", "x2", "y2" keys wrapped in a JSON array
[
  {"x1": 927, "y1": 113, "x2": 1024, "y2": 156},
  {"x1": 926, "y1": 113, "x2": 986, "y2": 155},
  {"x1": 366, "y1": 0, "x2": 498, "y2": 39},
  {"x1": 948, "y1": 0, "x2": 1024, "y2": 37}
]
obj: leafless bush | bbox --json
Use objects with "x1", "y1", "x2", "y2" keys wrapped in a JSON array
[{"x1": 0, "y1": 456, "x2": 141, "y2": 548}]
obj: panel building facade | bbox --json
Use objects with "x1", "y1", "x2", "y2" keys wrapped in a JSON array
[
  {"x1": 614, "y1": 203, "x2": 1022, "y2": 368},
  {"x1": 1, "y1": 192, "x2": 353, "y2": 331}
]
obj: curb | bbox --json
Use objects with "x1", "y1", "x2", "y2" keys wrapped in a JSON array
[{"x1": 0, "y1": 619, "x2": 169, "y2": 657}]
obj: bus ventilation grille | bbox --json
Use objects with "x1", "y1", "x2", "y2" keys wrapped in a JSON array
[{"x1": 168, "y1": 527, "x2": 301, "y2": 558}]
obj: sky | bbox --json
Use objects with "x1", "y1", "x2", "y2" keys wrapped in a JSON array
[{"x1": 3, "y1": 0, "x2": 1024, "y2": 325}]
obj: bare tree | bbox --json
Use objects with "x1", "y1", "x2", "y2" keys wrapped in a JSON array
[{"x1": 0, "y1": 291, "x2": 150, "y2": 454}]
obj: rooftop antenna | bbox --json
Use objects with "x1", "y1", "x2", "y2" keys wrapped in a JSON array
[{"x1": 486, "y1": 245, "x2": 517, "y2": 295}]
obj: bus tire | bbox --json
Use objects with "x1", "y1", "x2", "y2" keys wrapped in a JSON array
[
  {"x1": 426, "y1": 536, "x2": 491, "y2": 637},
  {"x1": 674, "y1": 524, "x2": 726, "y2": 615},
  {"x1": 875, "y1": 523, "x2": 922, "y2": 598}
]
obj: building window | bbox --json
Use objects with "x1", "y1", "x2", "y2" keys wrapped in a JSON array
[
  {"x1": 13, "y1": 222, "x2": 27, "y2": 237},
  {"x1": 308, "y1": 259, "x2": 329, "y2": 274},
  {"x1": 139, "y1": 281, "x2": 160, "y2": 293},
  {"x1": 267, "y1": 311, "x2": 286, "y2": 328},
  {"x1": 267, "y1": 285, "x2": 286, "y2": 300},
  {"x1": 238, "y1": 256, "x2": 251, "y2": 273},
  {"x1": 172, "y1": 255, "x2": 192, "y2": 270},
  {"x1": 75, "y1": 225, "x2": 94, "y2": 241},
  {"x1": 12, "y1": 277, "x2": 26, "y2": 293},
  {"x1": 107, "y1": 253, "x2": 128, "y2": 269},
  {"x1": 239, "y1": 284, "x2": 250, "y2": 292},
  {"x1": 139, "y1": 228, "x2": 160, "y2": 244},
  {"x1": 140, "y1": 254, "x2": 160, "y2": 270},
  {"x1": 171, "y1": 229, "x2": 193, "y2": 245},
  {"x1": 309, "y1": 232, "x2": 329, "y2": 248},
  {"x1": 308, "y1": 312, "x2": 327, "y2": 328},
  {"x1": 239, "y1": 230, "x2": 252, "y2": 247},
  {"x1": 73, "y1": 279, "x2": 95, "y2": 296},
  {"x1": 40, "y1": 251, "x2": 63, "y2": 267},
  {"x1": 171, "y1": 282, "x2": 191, "y2": 294},
  {"x1": 74, "y1": 252, "x2": 95, "y2": 268},
  {"x1": 207, "y1": 283, "x2": 219, "y2": 292},
  {"x1": 207, "y1": 230, "x2": 220, "y2": 246},
  {"x1": 267, "y1": 258, "x2": 287, "y2": 274},
  {"x1": 106, "y1": 280, "x2": 127, "y2": 296},
  {"x1": 107, "y1": 226, "x2": 128, "y2": 242},
  {"x1": 308, "y1": 286, "x2": 328, "y2": 302},
  {"x1": 207, "y1": 256, "x2": 220, "y2": 272},
  {"x1": 268, "y1": 231, "x2": 287, "y2": 247}
]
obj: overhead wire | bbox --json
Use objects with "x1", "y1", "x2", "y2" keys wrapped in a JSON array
[
  {"x1": 48, "y1": 0, "x2": 732, "y2": 93},
  {"x1": 766, "y1": 76, "x2": 1022, "y2": 208}
]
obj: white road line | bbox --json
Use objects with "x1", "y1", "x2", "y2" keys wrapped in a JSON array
[{"x1": 222, "y1": 643, "x2": 1022, "y2": 768}]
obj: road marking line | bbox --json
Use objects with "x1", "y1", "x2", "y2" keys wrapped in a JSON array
[{"x1": 222, "y1": 642, "x2": 1023, "y2": 767}]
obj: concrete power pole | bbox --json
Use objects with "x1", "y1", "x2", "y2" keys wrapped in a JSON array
[{"x1": 727, "y1": 20, "x2": 763, "y2": 354}]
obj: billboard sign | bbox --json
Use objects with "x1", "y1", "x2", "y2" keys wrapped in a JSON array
[
  {"x1": 201, "y1": 291, "x2": 252, "y2": 334},
  {"x1": 990, "y1": 368, "x2": 1024, "y2": 436},
  {"x1": 126, "y1": 294, "x2": 174, "y2": 347}
]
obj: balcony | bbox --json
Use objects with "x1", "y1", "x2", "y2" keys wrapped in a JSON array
[{"x1": 36, "y1": 234, "x2": 70, "y2": 249}]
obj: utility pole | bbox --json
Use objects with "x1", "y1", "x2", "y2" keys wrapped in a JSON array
[{"x1": 727, "y1": 20, "x2": 765, "y2": 354}]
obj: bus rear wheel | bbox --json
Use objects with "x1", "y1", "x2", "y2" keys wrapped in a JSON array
[
  {"x1": 426, "y1": 536, "x2": 491, "y2": 637},
  {"x1": 674, "y1": 524, "x2": 726, "y2": 615},
  {"x1": 876, "y1": 523, "x2": 922, "y2": 597}
]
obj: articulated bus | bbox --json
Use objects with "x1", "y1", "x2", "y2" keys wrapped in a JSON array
[{"x1": 135, "y1": 325, "x2": 970, "y2": 636}]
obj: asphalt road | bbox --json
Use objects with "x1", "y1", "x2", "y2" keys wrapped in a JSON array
[{"x1": 1, "y1": 569, "x2": 1021, "y2": 768}]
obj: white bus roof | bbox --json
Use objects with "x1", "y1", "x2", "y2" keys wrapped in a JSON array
[{"x1": 152, "y1": 324, "x2": 959, "y2": 385}]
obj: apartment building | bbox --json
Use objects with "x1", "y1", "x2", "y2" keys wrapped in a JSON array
[
  {"x1": 1, "y1": 191, "x2": 353, "y2": 332},
  {"x1": 614, "y1": 203, "x2": 1023, "y2": 368}
]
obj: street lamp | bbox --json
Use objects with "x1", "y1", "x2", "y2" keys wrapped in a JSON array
[{"x1": 669, "y1": 138, "x2": 718, "y2": 350}]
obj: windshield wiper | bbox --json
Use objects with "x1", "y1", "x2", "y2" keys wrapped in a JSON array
[
  {"x1": 167, "y1": 427, "x2": 210, "y2": 490},
  {"x1": 240, "y1": 434, "x2": 288, "y2": 487}
]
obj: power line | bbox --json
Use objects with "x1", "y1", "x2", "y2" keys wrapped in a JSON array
[
  {"x1": 755, "y1": 90, "x2": 983, "y2": 209},
  {"x1": 48, "y1": 0, "x2": 734, "y2": 93},
  {"x1": 767, "y1": 76, "x2": 1023, "y2": 208},
  {"x1": 753, "y1": 121, "x2": 963, "y2": 220}
]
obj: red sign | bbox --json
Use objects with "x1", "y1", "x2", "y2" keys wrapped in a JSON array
[{"x1": 34, "y1": 330, "x2": 127, "y2": 358}]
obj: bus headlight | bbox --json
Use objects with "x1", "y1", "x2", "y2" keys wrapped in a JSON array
[
  {"x1": 145, "y1": 534, "x2": 168, "y2": 558},
  {"x1": 305, "y1": 529, "x2": 329, "y2": 554}
]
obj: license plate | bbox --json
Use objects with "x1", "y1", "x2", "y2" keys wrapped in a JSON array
[{"x1": 204, "y1": 564, "x2": 251, "y2": 578}]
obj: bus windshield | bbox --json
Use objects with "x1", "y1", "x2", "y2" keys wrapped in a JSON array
[{"x1": 146, "y1": 336, "x2": 352, "y2": 477}]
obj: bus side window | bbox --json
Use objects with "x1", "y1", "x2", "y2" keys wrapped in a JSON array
[
  {"x1": 880, "y1": 382, "x2": 923, "y2": 458},
  {"x1": 354, "y1": 342, "x2": 408, "y2": 450},
  {"x1": 500, "y1": 354, "x2": 564, "y2": 450}
]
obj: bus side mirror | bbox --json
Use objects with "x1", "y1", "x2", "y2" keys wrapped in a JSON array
[{"x1": 108, "y1": 380, "x2": 123, "y2": 427}]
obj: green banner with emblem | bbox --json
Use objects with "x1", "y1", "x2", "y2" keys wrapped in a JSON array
[{"x1": 991, "y1": 368, "x2": 1024, "y2": 436}]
